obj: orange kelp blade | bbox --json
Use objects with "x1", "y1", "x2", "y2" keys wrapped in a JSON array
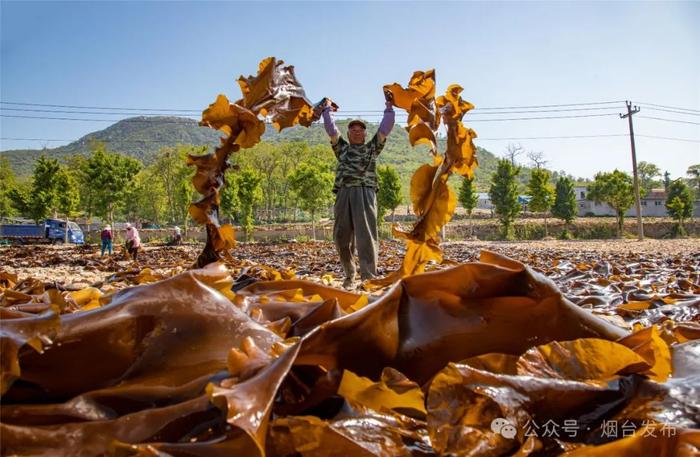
[
  {"x1": 374, "y1": 71, "x2": 477, "y2": 287},
  {"x1": 237, "y1": 56, "x2": 318, "y2": 130},
  {"x1": 195, "y1": 57, "x2": 321, "y2": 269},
  {"x1": 300, "y1": 253, "x2": 627, "y2": 384},
  {"x1": 383, "y1": 69, "x2": 436, "y2": 111}
]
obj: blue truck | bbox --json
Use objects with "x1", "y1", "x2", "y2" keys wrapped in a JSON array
[{"x1": 0, "y1": 219, "x2": 85, "y2": 244}]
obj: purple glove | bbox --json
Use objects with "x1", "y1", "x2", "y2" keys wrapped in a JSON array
[
  {"x1": 322, "y1": 107, "x2": 338, "y2": 138},
  {"x1": 379, "y1": 101, "x2": 395, "y2": 137}
]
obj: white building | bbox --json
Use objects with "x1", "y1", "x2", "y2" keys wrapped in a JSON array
[
  {"x1": 575, "y1": 186, "x2": 700, "y2": 217},
  {"x1": 475, "y1": 193, "x2": 531, "y2": 211},
  {"x1": 476, "y1": 192, "x2": 493, "y2": 210}
]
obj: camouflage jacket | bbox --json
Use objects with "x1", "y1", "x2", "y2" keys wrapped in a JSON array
[{"x1": 331, "y1": 133, "x2": 385, "y2": 193}]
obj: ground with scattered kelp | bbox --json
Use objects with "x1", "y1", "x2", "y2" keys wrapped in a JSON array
[{"x1": 1, "y1": 239, "x2": 698, "y2": 456}]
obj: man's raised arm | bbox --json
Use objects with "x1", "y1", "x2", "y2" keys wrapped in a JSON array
[
  {"x1": 377, "y1": 90, "x2": 395, "y2": 143},
  {"x1": 322, "y1": 99, "x2": 339, "y2": 145}
]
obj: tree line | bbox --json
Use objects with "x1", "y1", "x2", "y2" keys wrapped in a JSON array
[
  {"x1": 460, "y1": 158, "x2": 699, "y2": 239},
  {"x1": 0, "y1": 141, "x2": 404, "y2": 241},
  {"x1": 0, "y1": 141, "x2": 697, "y2": 240}
]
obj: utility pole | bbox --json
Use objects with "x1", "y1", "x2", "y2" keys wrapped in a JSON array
[{"x1": 620, "y1": 101, "x2": 644, "y2": 240}]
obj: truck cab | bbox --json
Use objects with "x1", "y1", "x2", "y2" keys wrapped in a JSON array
[{"x1": 46, "y1": 219, "x2": 85, "y2": 244}]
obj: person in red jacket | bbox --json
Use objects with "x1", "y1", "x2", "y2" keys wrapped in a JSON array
[{"x1": 100, "y1": 225, "x2": 112, "y2": 256}]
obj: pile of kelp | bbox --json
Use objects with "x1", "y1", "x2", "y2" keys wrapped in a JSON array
[{"x1": 1, "y1": 252, "x2": 699, "y2": 456}]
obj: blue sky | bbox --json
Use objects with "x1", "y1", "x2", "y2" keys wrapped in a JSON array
[{"x1": 1, "y1": 1, "x2": 698, "y2": 178}]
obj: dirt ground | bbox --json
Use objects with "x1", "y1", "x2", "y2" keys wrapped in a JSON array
[{"x1": 2, "y1": 237, "x2": 698, "y2": 288}]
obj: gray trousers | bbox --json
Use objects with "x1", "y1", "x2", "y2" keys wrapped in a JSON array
[{"x1": 333, "y1": 186, "x2": 378, "y2": 280}]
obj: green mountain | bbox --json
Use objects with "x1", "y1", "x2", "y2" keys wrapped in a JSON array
[
  {"x1": 1, "y1": 117, "x2": 221, "y2": 176},
  {"x1": 1, "y1": 115, "x2": 504, "y2": 191}
]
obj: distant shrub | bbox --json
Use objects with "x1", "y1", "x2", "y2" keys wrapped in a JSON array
[
  {"x1": 574, "y1": 224, "x2": 617, "y2": 239},
  {"x1": 559, "y1": 229, "x2": 574, "y2": 240},
  {"x1": 514, "y1": 223, "x2": 546, "y2": 240}
]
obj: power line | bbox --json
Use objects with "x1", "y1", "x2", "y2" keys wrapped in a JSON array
[
  {"x1": 0, "y1": 101, "x2": 199, "y2": 113},
  {"x1": 465, "y1": 107, "x2": 620, "y2": 115},
  {"x1": 443, "y1": 113, "x2": 620, "y2": 122},
  {"x1": 1, "y1": 137, "x2": 71, "y2": 142},
  {"x1": 639, "y1": 106, "x2": 700, "y2": 117},
  {"x1": 1, "y1": 99, "x2": 626, "y2": 113},
  {"x1": 477, "y1": 134, "x2": 628, "y2": 140},
  {"x1": 1, "y1": 104, "x2": 622, "y2": 118},
  {"x1": 2, "y1": 134, "x2": 621, "y2": 142},
  {"x1": 2, "y1": 134, "x2": 626, "y2": 142},
  {"x1": 1, "y1": 112, "x2": 623, "y2": 123},
  {"x1": 473, "y1": 100, "x2": 624, "y2": 110},
  {"x1": 637, "y1": 116, "x2": 700, "y2": 126},
  {"x1": 0, "y1": 107, "x2": 200, "y2": 116},
  {"x1": 1, "y1": 114, "x2": 199, "y2": 123},
  {"x1": 6, "y1": 133, "x2": 698, "y2": 144},
  {"x1": 0, "y1": 138, "x2": 212, "y2": 143},
  {"x1": 636, "y1": 134, "x2": 700, "y2": 144},
  {"x1": 308, "y1": 106, "x2": 620, "y2": 115},
  {"x1": 636, "y1": 102, "x2": 700, "y2": 114},
  {"x1": 0, "y1": 105, "x2": 622, "y2": 116}
]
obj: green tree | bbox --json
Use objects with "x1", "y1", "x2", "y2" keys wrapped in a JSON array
[
  {"x1": 587, "y1": 170, "x2": 634, "y2": 237},
  {"x1": 150, "y1": 145, "x2": 201, "y2": 226},
  {"x1": 551, "y1": 176, "x2": 577, "y2": 238},
  {"x1": 637, "y1": 161, "x2": 661, "y2": 195},
  {"x1": 173, "y1": 159, "x2": 195, "y2": 233},
  {"x1": 123, "y1": 169, "x2": 168, "y2": 226},
  {"x1": 0, "y1": 157, "x2": 17, "y2": 219},
  {"x1": 81, "y1": 143, "x2": 142, "y2": 230},
  {"x1": 687, "y1": 164, "x2": 700, "y2": 197},
  {"x1": 458, "y1": 175, "x2": 479, "y2": 237},
  {"x1": 527, "y1": 168, "x2": 554, "y2": 236},
  {"x1": 489, "y1": 159, "x2": 521, "y2": 239},
  {"x1": 276, "y1": 142, "x2": 311, "y2": 221},
  {"x1": 377, "y1": 165, "x2": 402, "y2": 225},
  {"x1": 666, "y1": 179, "x2": 693, "y2": 236},
  {"x1": 663, "y1": 171, "x2": 671, "y2": 192},
  {"x1": 220, "y1": 170, "x2": 241, "y2": 224},
  {"x1": 289, "y1": 162, "x2": 334, "y2": 240},
  {"x1": 238, "y1": 142, "x2": 279, "y2": 223},
  {"x1": 8, "y1": 182, "x2": 32, "y2": 218},
  {"x1": 68, "y1": 155, "x2": 98, "y2": 229},
  {"x1": 29, "y1": 156, "x2": 61, "y2": 223},
  {"x1": 307, "y1": 143, "x2": 336, "y2": 170},
  {"x1": 236, "y1": 168, "x2": 263, "y2": 241},
  {"x1": 55, "y1": 166, "x2": 80, "y2": 242},
  {"x1": 232, "y1": 141, "x2": 334, "y2": 223}
]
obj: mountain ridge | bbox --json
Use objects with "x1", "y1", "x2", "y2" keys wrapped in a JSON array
[{"x1": 1, "y1": 116, "x2": 505, "y2": 190}]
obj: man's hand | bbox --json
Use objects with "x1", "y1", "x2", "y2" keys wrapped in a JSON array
[
  {"x1": 384, "y1": 89, "x2": 394, "y2": 104},
  {"x1": 320, "y1": 97, "x2": 339, "y2": 112}
]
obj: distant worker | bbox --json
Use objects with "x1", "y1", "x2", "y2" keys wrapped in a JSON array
[
  {"x1": 321, "y1": 90, "x2": 395, "y2": 288},
  {"x1": 168, "y1": 226, "x2": 182, "y2": 246},
  {"x1": 125, "y1": 223, "x2": 141, "y2": 261},
  {"x1": 100, "y1": 225, "x2": 113, "y2": 256}
]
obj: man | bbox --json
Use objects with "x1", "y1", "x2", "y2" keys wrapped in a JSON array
[{"x1": 322, "y1": 91, "x2": 395, "y2": 288}]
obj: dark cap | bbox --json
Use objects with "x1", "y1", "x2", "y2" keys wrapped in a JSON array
[{"x1": 348, "y1": 119, "x2": 367, "y2": 130}]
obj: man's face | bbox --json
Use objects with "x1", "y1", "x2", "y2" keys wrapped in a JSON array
[{"x1": 348, "y1": 125, "x2": 366, "y2": 145}]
